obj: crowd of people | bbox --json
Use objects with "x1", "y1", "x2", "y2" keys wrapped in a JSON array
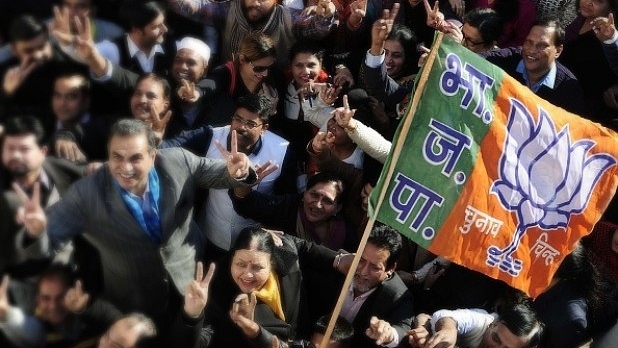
[{"x1": 0, "y1": 0, "x2": 617, "y2": 347}]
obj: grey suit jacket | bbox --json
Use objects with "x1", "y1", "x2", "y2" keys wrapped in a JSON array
[{"x1": 24, "y1": 148, "x2": 255, "y2": 319}]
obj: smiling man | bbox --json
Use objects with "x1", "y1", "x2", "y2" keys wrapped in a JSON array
[
  {"x1": 15, "y1": 118, "x2": 261, "y2": 344},
  {"x1": 481, "y1": 17, "x2": 586, "y2": 115},
  {"x1": 160, "y1": 93, "x2": 297, "y2": 260}
]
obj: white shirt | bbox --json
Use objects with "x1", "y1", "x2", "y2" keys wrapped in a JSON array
[{"x1": 97, "y1": 36, "x2": 164, "y2": 73}]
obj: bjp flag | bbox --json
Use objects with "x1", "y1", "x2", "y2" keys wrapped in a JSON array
[{"x1": 369, "y1": 34, "x2": 618, "y2": 297}]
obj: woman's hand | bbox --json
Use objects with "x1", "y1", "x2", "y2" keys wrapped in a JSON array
[
  {"x1": 592, "y1": 13, "x2": 616, "y2": 42},
  {"x1": 184, "y1": 262, "x2": 215, "y2": 319},
  {"x1": 230, "y1": 292, "x2": 260, "y2": 338},
  {"x1": 311, "y1": 131, "x2": 336, "y2": 153}
]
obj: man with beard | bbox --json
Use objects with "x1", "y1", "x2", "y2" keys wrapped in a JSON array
[
  {"x1": 0, "y1": 116, "x2": 82, "y2": 315},
  {"x1": 160, "y1": 93, "x2": 297, "y2": 261},
  {"x1": 0, "y1": 15, "x2": 85, "y2": 135},
  {"x1": 167, "y1": 0, "x2": 338, "y2": 65}
]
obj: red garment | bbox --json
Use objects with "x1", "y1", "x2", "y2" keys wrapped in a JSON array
[{"x1": 582, "y1": 221, "x2": 618, "y2": 285}]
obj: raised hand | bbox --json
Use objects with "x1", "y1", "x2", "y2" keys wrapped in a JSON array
[
  {"x1": 319, "y1": 84, "x2": 342, "y2": 105},
  {"x1": 592, "y1": 13, "x2": 616, "y2": 42},
  {"x1": 13, "y1": 182, "x2": 47, "y2": 237},
  {"x1": 332, "y1": 94, "x2": 357, "y2": 131},
  {"x1": 50, "y1": 5, "x2": 73, "y2": 46},
  {"x1": 178, "y1": 79, "x2": 200, "y2": 103},
  {"x1": 64, "y1": 280, "x2": 90, "y2": 313},
  {"x1": 370, "y1": 3, "x2": 401, "y2": 54},
  {"x1": 424, "y1": 0, "x2": 446, "y2": 30},
  {"x1": 0, "y1": 275, "x2": 10, "y2": 321},
  {"x1": 184, "y1": 262, "x2": 216, "y2": 319},
  {"x1": 348, "y1": 0, "x2": 368, "y2": 30},
  {"x1": 216, "y1": 130, "x2": 251, "y2": 179},
  {"x1": 311, "y1": 131, "x2": 336, "y2": 153},
  {"x1": 72, "y1": 16, "x2": 96, "y2": 61},
  {"x1": 146, "y1": 104, "x2": 172, "y2": 142},
  {"x1": 365, "y1": 316, "x2": 395, "y2": 346},
  {"x1": 333, "y1": 66, "x2": 355, "y2": 88},
  {"x1": 3, "y1": 58, "x2": 39, "y2": 95},
  {"x1": 316, "y1": 0, "x2": 336, "y2": 18},
  {"x1": 55, "y1": 139, "x2": 87, "y2": 163},
  {"x1": 230, "y1": 292, "x2": 260, "y2": 338}
]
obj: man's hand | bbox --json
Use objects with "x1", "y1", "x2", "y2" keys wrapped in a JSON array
[
  {"x1": 370, "y1": 3, "x2": 401, "y2": 55},
  {"x1": 232, "y1": 160, "x2": 279, "y2": 198},
  {"x1": 311, "y1": 131, "x2": 336, "y2": 153},
  {"x1": 333, "y1": 67, "x2": 355, "y2": 88},
  {"x1": 365, "y1": 316, "x2": 396, "y2": 345},
  {"x1": 348, "y1": 0, "x2": 368, "y2": 30},
  {"x1": 408, "y1": 313, "x2": 432, "y2": 347},
  {"x1": 178, "y1": 79, "x2": 200, "y2": 103},
  {"x1": 230, "y1": 292, "x2": 260, "y2": 338},
  {"x1": 316, "y1": 0, "x2": 336, "y2": 18},
  {"x1": 64, "y1": 280, "x2": 90, "y2": 313},
  {"x1": 216, "y1": 130, "x2": 251, "y2": 179},
  {"x1": 13, "y1": 182, "x2": 47, "y2": 237},
  {"x1": 0, "y1": 275, "x2": 10, "y2": 322},
  {"x1": 424, "y1": 317, "x2": 458, "y2": 348},
  {"x1": 146, "y1": 104, "x2": 172, "y2": 143},
  {"x1": 184, "y1": 262, "x2": 216, "y2": 319},
  {"x1": 332, "y1": 94, "x2": 357, "y2": 131},
  {"x1": 85, "y1": 161, "x2": 103, "y2": 176},
  {"x1": 3, "y1": 59, "x2": 39, "y2": 95},
  {"x1": 592, "y1": 13, "x2": 616, "y2": 42},
  {"x1": 50, "y1": 5, "x2": 73, "y2": 46},
  {"x1": 55, "y1": 139, "x2": 87, "y2": 163}
]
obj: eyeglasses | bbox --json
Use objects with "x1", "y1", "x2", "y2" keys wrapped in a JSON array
[
  {"x1": 249, "y1": 61, "x2": 273, "y2": 74},
  {"x1": 462, "y1": 35, "x2": 486, "y2": 47},
  {"x1": 232, "y1": 115, "x2": 263, "y2": 130}
]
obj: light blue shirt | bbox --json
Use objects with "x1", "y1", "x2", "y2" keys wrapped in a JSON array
[{"x1": 516, "y1": 60, "x2": 557, "y2": 93}]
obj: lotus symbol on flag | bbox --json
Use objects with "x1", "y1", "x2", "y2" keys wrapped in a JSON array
[{"x1": 488, "y1": 99, "x2": 616, "y2": 276}]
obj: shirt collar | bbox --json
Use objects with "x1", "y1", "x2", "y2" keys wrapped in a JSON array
[
  {"x1": 127, "y1": 36, "x2": 164, "y2": 59},
  {"x1": 516, "y1": 60, "x2": 557, "y2": 92},
  {"x1": 55, "y1": 112, "x2": 91, "y2": 131}
]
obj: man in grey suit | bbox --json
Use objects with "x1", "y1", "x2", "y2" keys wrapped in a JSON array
[
  {"x1": 14, "y1": 118, "x2": 265, "y2": 341},
  {"x1": 1, "y1": 116, "x2": 82, "y2": 314}
]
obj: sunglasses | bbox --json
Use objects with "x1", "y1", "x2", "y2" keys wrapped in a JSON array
[{"x1": 249, "y1": 61, "x2": 274, "y2": 74}]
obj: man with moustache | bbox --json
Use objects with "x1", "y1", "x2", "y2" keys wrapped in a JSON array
[
  {"x1": 161, "y1": 93, "x2": 297, "y2": 260},
  {"x1": 167, "y1": 0, "x2": 338, "y2": 65},
  {"x1": 480, "y1": 17, "x2": 586, "y2": 115},
  {"x1": 0, "y1": 15, "x2": 85, "y2": 135},
  {"x1": 0, "y1": 116, "x2": 82, "y2": 313}
]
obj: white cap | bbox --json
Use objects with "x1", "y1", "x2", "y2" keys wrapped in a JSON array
[{"x1": 176, "y1": 37, "x2": 211, "y2": 65}]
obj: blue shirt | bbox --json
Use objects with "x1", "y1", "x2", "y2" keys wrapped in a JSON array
[{"x1": 516, "y1": 60, "x2": 557, "y2": 93}]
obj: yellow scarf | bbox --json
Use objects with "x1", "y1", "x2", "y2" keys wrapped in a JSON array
[{"x1": 254, "y1": 272, "x2": 285, "y2": 321}]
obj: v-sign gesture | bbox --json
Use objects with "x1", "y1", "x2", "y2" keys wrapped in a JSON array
[
  {"x1": 184, "y1": 262, "x2": 216, "y2": 319},
  {"x1": 332, "y1": 94, "x2": 358, "y2": 131},
  {"x1": 216, "y1": 130, "x2": 252, "y2": 180},
  {"x1": 13, "y1": 182, "x2": 47, "y2": 237}
]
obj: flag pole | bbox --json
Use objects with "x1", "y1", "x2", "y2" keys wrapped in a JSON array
[{"x1": 318, "y1": 32, "x2": 445, "y2": 348}]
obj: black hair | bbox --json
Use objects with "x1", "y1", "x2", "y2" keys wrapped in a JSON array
[
  {"x1": 9, "y1": 15, "x2": 48, "y2": 42},
  {"x1": 367, "y1": 223, "x2": 402, "y2": 269},
  {"x1": 492, "y1": 0, "x2": 519, "y2": 23},
  {"x1": 108, "y1": 119, "x2": 157, "y2": 151},
  {"x1": 464, "y1": 8, "x2": 503, "y2": 45},
  {"x1": 37, "y1": 263, "x2": 74, "y2": 291},
  {"x1": 135, "y1": 73, "x2": 171, "y2": 100},
  {"x1": 288, "y1": 40, "x2": 326, "y2": 64},
  {"x1": 3, "y1": 116, "x2": 47, "y2": 146},
  {"x1": 305, "y1": 172, "x2": 346, "y2": 204},
  {"x1": 385, "y1": 24, "x2": 419, "y2": 78},
  {"x1": 55, "y1": 72, "x2": 91, "y2": 97},
  {"x1": 314, "y1": 315, "x2": 354, "y2": 348},
  {"x1": 231, "y1": 226, "x2": 276, "y2": 262},
  {"x1": 119, "y1": 1, "x2": 164, "y2": 32},
  {"x1": 235, "y1": 93, "x2": 274, "y2": 123},
  {"x1": 111, "y1": 313, "x2": 158, "y2": 348},
  {"x1": 531, "y1": 16, "x2": 566, "y2": 47},
  {"x1": 498, "y1": 303, "x2": 544, "y2": 348}
]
